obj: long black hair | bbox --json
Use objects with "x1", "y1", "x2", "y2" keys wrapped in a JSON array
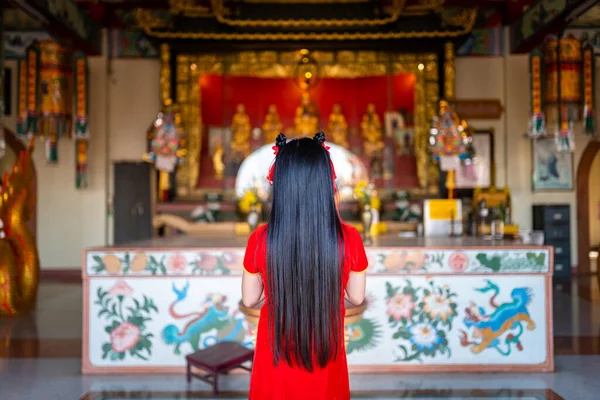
[{"x1": 266, "y1": 132, "x2": 344, "y2": 371}]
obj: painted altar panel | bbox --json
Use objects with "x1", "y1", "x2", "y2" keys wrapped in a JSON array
[
  {"x1": 347, "y1": 275, "x2": 548, "y2": 367},
  {"x1": 87, "y1": 277, "x2": 252, "y2": 367},
  {"x1": 85, "y1": 274, "x2": 549, "y2": 371},
  {"x1": 85, "y1": 247, "x2": 550, "y2": 276}
]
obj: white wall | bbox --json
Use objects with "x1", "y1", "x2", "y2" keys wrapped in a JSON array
[
  {"x1": 3, "y1": 57, "x2": 160, "y2": 268},
  {"x1": 456, "y1": 54, "x2": 595, "y2": 267},
  {"x1": 106, "y1": 59, "x2": 161, "y2": 245}
]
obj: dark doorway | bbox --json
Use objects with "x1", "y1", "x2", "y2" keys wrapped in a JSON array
[{"x1": 113, "y1": 162, "x2": 153, "y2": 245}]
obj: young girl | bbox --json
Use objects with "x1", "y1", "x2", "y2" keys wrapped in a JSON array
[{"x1": 242, "y1": 132, "x2": 367, "y2": 399}]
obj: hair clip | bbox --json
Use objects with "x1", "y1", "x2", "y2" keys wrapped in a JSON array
[
  {"x1": 313, "y1": 132, "x2": 337, "y2": 184},
  {"x1": 266, "y1": 133, "x2": 287, "y2": 185}
]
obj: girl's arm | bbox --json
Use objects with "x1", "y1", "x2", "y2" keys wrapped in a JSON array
[
  {"x1": 345, "y1": 271, "x2": 366, "y2": 305},
  {"x1": 242, "y1": 271, "x2": 264, "y2": 308}
]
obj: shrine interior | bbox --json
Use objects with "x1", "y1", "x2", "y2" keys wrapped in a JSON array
[{"x1": 3, "y1": 1, "x2": 600, "y2": 399}]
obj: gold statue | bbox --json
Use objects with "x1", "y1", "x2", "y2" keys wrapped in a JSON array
[
  {"x1": 328, "y1": 104, "x2": 349, "y2": 148},
  {"x1": 294, "y1": 92, "x2": 319, "y2": 137},
  {"x1": 262, "y1": 104, "x2": 283, "y2": 144},
  {"x1": 230, "y1": 103, "x2": 252, "y2": 157},
  {"x1": 213, "y1": 141, "x2": 225, "y2": 179},
  {"x1": 361, "y1": 103, "x2": 384, "y2": 156},
  {"x1": 0, "y1": 138, "x2": 40, "y2": 317}
]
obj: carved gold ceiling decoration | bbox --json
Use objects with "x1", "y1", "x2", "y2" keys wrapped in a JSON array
[
  {"x1": 443, "y1": 8, "x2": 477, "y2": 28},
  {"x1": 385, "y1": 0, "x2": 446, "y2": 16},
  {"x1": 241, "y1": 0, "x2": 370, "y2": 3},
  {"x1": 169, "y1": 0, "x2": 214, "y2": 17},
  {"x1": 135, "y1": 8, "x2": 477, "y2": 40},
  {"x1": 166, "y1": 0, "x2": 453, "y2": 26},
  {"x1": 406, "y1": 0, "x2": 446, "y2": 13},
  {"x1": 209, "y1": 0, "x2": 406, "y2": 28}
]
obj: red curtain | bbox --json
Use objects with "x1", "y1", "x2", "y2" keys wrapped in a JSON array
[{"x1": 200, "y1": 74, "x2": 415, "y2": 129}]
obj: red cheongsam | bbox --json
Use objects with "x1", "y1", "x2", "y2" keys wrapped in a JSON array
[{"x1": 243, "y1": 223, "x2": 368, "y2": 400}]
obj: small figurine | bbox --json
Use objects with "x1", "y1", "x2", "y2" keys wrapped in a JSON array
[
  {"x1": 262, "y1": 104, "x2": 283, "y2": 144},
  {"x1": 361, "y1": 103, "x2": 384, "y2": 156},
  {"x1": 230, "y1": 104, "x2": 252, "y2": 157},
  {"x1": 213, "y1": 141, "x2": 224, "y2": 179},
  {"x1": 294, "y1": 92, "x2": 319, "y2": 137},
  {"x1": 328, "y1": 104, "x2": 349, "y2": 148}
]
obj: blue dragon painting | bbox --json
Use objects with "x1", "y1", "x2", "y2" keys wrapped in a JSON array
[
  {"x1": 162, "y1": 282, "x2": 252, "y2": 354},
  {"x1": 459, "y1": 280, "x2": 536, "y2": 356}
]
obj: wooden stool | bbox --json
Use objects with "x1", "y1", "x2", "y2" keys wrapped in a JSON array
[{"x1": 185, "y1": 342, "x2": 254, "y2": 395}]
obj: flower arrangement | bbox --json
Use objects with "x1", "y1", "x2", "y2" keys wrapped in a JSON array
[
  {"x1": 354, "y1": 181, "x2": 370, "y2": 205},
  {"x1": 238, "y1": 189, "x2": 260, "y2": 214},
  {"x1": 354, "y1": 181, "x2": 380, "y2": 209}
]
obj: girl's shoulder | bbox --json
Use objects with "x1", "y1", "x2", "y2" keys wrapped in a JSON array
[
  {"x1": 249, "y1": 224, "x2": 268, "y2": 243},
  {"x1": 341, "y1": 222, "x2": 360, "y2": 237},
  {"x1": 255, "y1": 223, "x2": 268, "y2": 234}
]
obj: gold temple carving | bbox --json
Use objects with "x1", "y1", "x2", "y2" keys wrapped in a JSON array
[
  {"x1": 136, "y1": 8, "x2": 477, "y2": 41},
  {"x1": 209, "y1": 0, "x2": 407, "y2": 28},
  {"x1": 0, "y1": 138, "x2": 40, "y2": 317},
  {"x1": 170, "y1": 50, "x2": 443, "y2": 197}
]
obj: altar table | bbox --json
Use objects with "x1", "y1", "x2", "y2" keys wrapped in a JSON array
[{"x1": 82, "y1": 235, "x2": 554, "y2": 374}]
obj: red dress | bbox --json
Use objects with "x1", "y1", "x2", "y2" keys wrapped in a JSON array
[{"x1": 243, "y1": 223, "x2": 368, "y2": 400}]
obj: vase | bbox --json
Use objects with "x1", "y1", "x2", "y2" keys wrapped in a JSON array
[
  {"x1": 362, "y1": 204, "x2": 373, "y2": 245},
  {"x1": 247, "y1": 204, "x2": 260, "y2": 233}
]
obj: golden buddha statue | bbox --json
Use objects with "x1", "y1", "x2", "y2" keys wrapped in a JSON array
[
  {"x1": 294, "y1": 92, "x2": 319, "y2": 137},
  {"x1": 213, "y1": 141, "x2": 224, "y2": 179},
  {"x1": 328, "y1": 104, "x2": 348, "y2": 148},
  {"x1": 262, "y1": 104, "x2": 283, "y2": 144},
  {"x1": 230, "y1": 104, "x2": 252, "y2": 157},
  {"x1": 361, "y1": 103, "x2": 384, "y2": 156}
]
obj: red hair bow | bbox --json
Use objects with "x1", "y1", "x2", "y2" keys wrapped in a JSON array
[
  {"x1": 323, "y1": 144, "x2": 337, "y2": 181},
  {"x1": 266, "y1": 145, "x2": 278, "y2": 185}
]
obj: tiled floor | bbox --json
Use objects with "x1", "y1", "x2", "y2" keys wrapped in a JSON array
[{"x1": 1, "y1": 280, "x2": 600, "y2": 399}]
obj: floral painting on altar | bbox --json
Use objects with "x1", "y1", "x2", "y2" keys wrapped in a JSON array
[
  {"x1": 346, "y1": 275, "x2": 548, "y2": 367},
  {"x1": 87, "y1": 275, "x2": 549, "y2": 370},
  {"x1": 85, "y1": 247, "x2": 550, "y2": 277},
  {"x1": 88, "y1": 278, "x2": 254, "y2": 367}
]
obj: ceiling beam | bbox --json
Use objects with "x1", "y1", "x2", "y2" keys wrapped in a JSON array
[
  {"x1": 7, "y1": 0, "x2": 102, "y2": 55},
  {"x1": 510, "y1": 0, "x2": 598, "y2": 54}
]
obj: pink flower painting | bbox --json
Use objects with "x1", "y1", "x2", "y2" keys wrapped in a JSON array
[
  {"x1": 221, "y1": 252, "x2": 244, "y2": 272},
  {"x1": 98, "y1": 285, "x2": 157, "y2": 361},
  {"x1": 167, "y1": 253, "x2": 187, "y2": 274},
  {"x1": 108, "y1": 280, "x2": 133, "y2": 297},
  {"x1": 110, "y1": 322, "x2": 141, "y2": 353},
  {"x1": 193, "y1": 254, "x2": 218, "y2": 273},
  {"x1": 383, "y1": 251, "x2": 426, "y2": 272},
  {"x1": 386, "y1": 293, "x2": 415, "y2": 321},
  {"x1": 449, "y1": 252, "x2": 469, "y2": 272}
]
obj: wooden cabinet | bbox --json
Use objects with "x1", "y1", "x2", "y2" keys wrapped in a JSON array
[{"x1": 533, "y1": 205, "x2": 571, "y2": 278}]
